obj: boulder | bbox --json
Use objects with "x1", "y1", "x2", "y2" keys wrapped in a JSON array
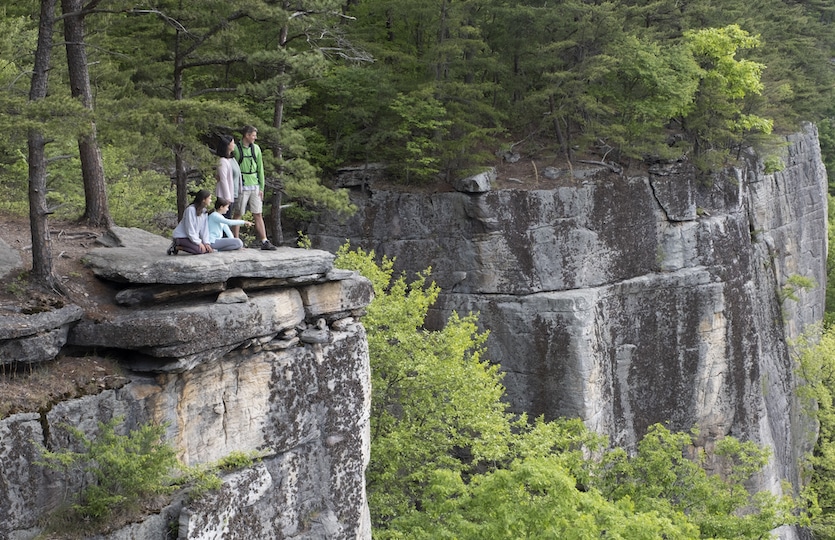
[
  {"x1": 0, "y1": 236, "x2": 23, "y2": 281},
  {"x1": 0, "y1": 305, "x2": 84, "y2": 365}
]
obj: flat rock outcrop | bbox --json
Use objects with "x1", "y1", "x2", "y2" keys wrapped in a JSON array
[{"x1": 0, "y1": 228, "x2": 374, "y2": 540}]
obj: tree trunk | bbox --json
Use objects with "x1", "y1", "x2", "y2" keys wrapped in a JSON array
[
  {"x1": 172, "y1": 25, "x2": 188, "y2": 219},
  {"x1": 174, "y1": 144, "x2": 188, "y2": 221},
  {"x1": 61, "y1": 0, "x2": 112, "y2": 228},
  {"x1": 29, "y1": 0, "x2": 58, "y2": 289},
  {"x1": 549, "y1": 94, "x2": 568, "y2": 161},
  {"x1": 269, "y1": 91, "x2": 285, "y2": 245},
  {"x1": 268, "y1": 25, "x2": 289, "y2": 246}
]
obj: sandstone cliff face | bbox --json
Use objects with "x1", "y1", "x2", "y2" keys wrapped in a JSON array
[
  {"x1": 308, "y1": 124, "x2": 827, "y2": 501},
  {"x1": 0, "y1": 231, "x2": 373, "y2": 540}
]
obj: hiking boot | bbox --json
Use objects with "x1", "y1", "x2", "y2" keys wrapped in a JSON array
[
  {"x1": 167, "y1": 241, "x2": 178, "y2": 256},
  {"x1": 261, "y1": 240, "x2": 277, "y2": 251}
]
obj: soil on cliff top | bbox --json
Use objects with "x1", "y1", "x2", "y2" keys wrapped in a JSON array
[{"x1": 1, "y1": 215, "x2": 126, "y2": 419}]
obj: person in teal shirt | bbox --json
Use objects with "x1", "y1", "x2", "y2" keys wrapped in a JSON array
[
  {"x1": 232, "y1": 125, "x2": 277, "y2": 250},
  {"x1": 208, "y1": 198, "x2": 252, "y2": 251}
]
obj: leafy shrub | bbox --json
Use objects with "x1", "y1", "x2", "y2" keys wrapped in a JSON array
[
  {"x1": 763, "y1": 155, "x2": 785, "y2": 174},
  {"x1": 38, "y1": 417, "x2": 178, "y2": 526},
  {"x1": 794, "y1": 325, "x2": 835, "y2": 537},
  {"x1": 335, "y1": 244, "x2": 803, "y2": 538}
]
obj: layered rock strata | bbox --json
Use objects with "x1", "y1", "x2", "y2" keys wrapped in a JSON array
[
  {"x1": 0, "y1": 227, "x2": 373, "y2": 540},
  {"x1": 307, "y1": 124, "x2": 827, "y2": 508}
]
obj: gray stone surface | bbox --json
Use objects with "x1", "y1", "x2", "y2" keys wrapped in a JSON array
[
  {"x1": 84, "y1": 226, "x2": 335, "y2": 284},
  {"x1": 451, "y1": 167, "x2": 495, "y2": 193},
  {"x1": 1, "y1": 321, "x2": 372, "y2": 540},
  {"x1": 1, "y1": 225, "x2": 373, "y2": 539},
  {"x1": 1, "y1": 124, "x2": 825, "y2": 539},
  {"x1": 0, "y1": 305, "x2": 84, "y2": 365},
  {"x1": 69, "y1": 289, "x2": 306, "y2": 358},
  {"x1": 0, "y1": 236, "x2": 23, "y2": 280},
  {"x1": 0, "y1": 304, "x2": 84, "y2": 341},
  {"x1": 307, "y1": 123, "x2": 828, "y2": 516}
]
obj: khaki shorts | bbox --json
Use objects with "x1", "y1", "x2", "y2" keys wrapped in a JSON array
[{"x1": 235, "y1": 189, "x2": 262, "y2": 215}]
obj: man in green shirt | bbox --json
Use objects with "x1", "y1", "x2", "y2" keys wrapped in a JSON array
[{"x1": 232, "y1": 125, "x2": 277, "y2": 250}]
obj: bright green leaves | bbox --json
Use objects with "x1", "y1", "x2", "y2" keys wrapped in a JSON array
[
  {"x1": 794, "y1": 324, "x2": 835, "y2": 537},
  {"x1": 682, "y1": 25, "x2": 772, "y2": 159},
  {"x1": 686, "y1": 25, "x2": 765, "y2": 99},
  {"x1": 335, "y1": 244, "x2": 512, "y2": 525},
  {"x1": 596, "y1": 424, "x2": 795, "y2": 539},
  {"x1": 336, "y1": 245, "x2": 803, "y2": 538},
  {"x1": 389, "y1": 88, "x2": 452, "y2": 183},
  {"x1": 334, "y1": 244, "x2": 498, "y2": 516},
  {"x1": 426, "y1": 457, "x2": 698, "y2": 540},
  {"x1": 593, "y1": 34, "x2": 700, "y2": 159},
  {"x1": 37, "y1": 418, "x2": 179, "y2": 525}
]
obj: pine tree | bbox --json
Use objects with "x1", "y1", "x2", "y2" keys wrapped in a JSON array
[
  {"x1": 61, "y1": 0, "x2": 112, "y2": 228},
  {"x1": 27, "y1": 0, "x2": 58, "y2": 289}
]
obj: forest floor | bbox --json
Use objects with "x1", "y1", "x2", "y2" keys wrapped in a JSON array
[{"x1": 0, "y1": 214, "x2": 126, "y2": 419}]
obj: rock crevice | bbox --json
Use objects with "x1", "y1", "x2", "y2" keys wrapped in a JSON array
[
  {"x1": 0, "y1": 228, "x2": 374, "y2": 540},
  {"x1": 308, "y1": 124, "x2": 827, "y2": 518}
]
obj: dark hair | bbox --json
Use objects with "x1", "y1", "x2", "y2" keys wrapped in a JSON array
[
  {"x1": 214, "y1": 197, "x2": 230, "y2": 210},
  {"x1": 215, "y1": 134, "x2": 234, "y2": 158},
  {"x1": 191, "y1": 189, "x2": 212, "y2": 210},
  {"x1": 241, "y1": 125, "x2": 257, "y2": 137}
]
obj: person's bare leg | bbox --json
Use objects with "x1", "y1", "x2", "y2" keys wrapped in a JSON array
[
  {"x1": 253, "y1": 213, "x2": 266, "y2": 242},
  {"x1": 231, "y1": 212, "x2": 241, "y2": 238}
]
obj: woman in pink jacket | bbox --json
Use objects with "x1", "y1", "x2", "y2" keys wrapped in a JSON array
[{"x1": 215, "y1": 135, "x2": 242, "y2": 219}]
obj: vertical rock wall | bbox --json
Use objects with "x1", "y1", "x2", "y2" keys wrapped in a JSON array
[
  {"x1": 308, "y1": 124, "x2": 828, "y2": 499},
  {"x1": 0, "y1": 242, "x2": 373, "y2": 540}
]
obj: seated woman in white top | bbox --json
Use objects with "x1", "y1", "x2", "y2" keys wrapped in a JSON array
[
  {"x1": 208, "y1": 197, "x2": 252, "y2": 251},
  {"x1": 169, "y1": 189, "x2": 214, "y2": 255}
]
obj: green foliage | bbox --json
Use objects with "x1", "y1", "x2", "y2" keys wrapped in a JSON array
[
  {"x1": 780, "y1": 274, "x2": 817, "y2": 305},
  {"x1": 794, "y1": 325, "x2": 835, "y2": 537},
  {"x1": 178, "y1": 464, "x2": 223, "y2": 500},
  {"x1": 819, "y1": 120, "x2": 835, "y2": 195},
  {"x1": 763, "y1": 155, "x2": 785, "y2": 174},
  {"x1": 216, "y1": 449, "x2": 262, "y2": 471},
  {"x1": 4, "y1": 271, "x2": 28, "y2": 298},
  {"x1": 392, "y1": 455, "x2": 699, "y2": 539},
  {"x1": 305, "y1": 65, "x2": 396, "y2": 166},
  {"x1": 336, "y1": 244, "x2": 801, "y2": 538},
  {"x1": 592, "y1": 34, "x2": 700, "y2": 160},
  {"x1": 5, "y1": 0, "x2": 835, "y2": 230},
  {"x1": 334, "y1": 244, "x2": 513, "y2": 525},
  {"x1": 170, "y1": 450, "x2": 266, "y2": 502},
  {"x1": 37, "y1": 418, "x2": 178, "y2": 526},
  {"x1": 595, "y1": 424, "x2": 798, "y2": 539},
  {"x1": 682, "y1": 25, "x2": 772, "y2": 157},
  {"x1": 387, "y1": 88, "x2": 452, "y2": 183},
  {"x1": 826, "y1": 197, "x2": 835, "y2": 329},
  {"x1": 34, "y1": 418, "x2": 269, "y2": 534},
  {"x1": 101, "y1": 145, "x2": 176, "y2": 232},
  {"x1": 296, "y1": 231, "x2": 312, "y2": 249}
]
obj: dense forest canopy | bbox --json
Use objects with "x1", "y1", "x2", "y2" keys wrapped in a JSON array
[{"x1": 2, "y1": 0, "x2": 835, "y2": 232}]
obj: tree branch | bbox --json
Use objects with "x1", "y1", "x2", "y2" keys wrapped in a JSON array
[
  {"x1": 188, "y1": 87, "x2": 237, "y2": 99},
  {"x1": 180, "y1": 57, "x2": 246, "y2": 70}
]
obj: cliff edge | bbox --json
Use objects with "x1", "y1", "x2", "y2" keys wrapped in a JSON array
[
  {"x1": 308, "y1": 123, "x2": 828, "y2": 515},
  {"x1": 0, "y1": 229, "x2": 374, "y2": 540}
]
